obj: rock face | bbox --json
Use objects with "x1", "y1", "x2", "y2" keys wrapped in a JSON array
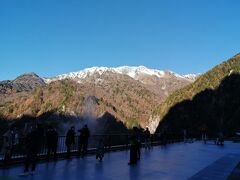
[
  {"x1": 0, "y1": 73, "x2": 46, "y2": 106},
  {"x1": 0, "y1": 66, "x2": 197, "y2": 132},
  {"x1": 0, "y1": 73, "x2": 45, "y2": 94}
]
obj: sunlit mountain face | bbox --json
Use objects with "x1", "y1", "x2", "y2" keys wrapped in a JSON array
[{"x1": 0, "y1": 66, "x2": 198, "y2": 133}]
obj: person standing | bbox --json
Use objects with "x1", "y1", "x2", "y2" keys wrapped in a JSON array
[
  {"x1": 96, "y1": 138, "x2": 104, "y2": 161},
  {"x1": 19, "y1": 125, "x2": 42, "y2": 176},
  {"x1": 216, "y1": 131, "x2": 224, "y2": 146},
  {"x1": 65, "y1": 126, "x2": 75, "y2": 159},
  {"x1": 201, "y1": 124, "x2": 207, "y2": 144},
  {"x1": 144, "y1": 127, "x2": 151, "y2": 149},
  {"x1": 128, "y1": 127, "x2": 138, "y2": 165},
  {"x1": 46, "y1": 126, "x2": 58, "y2": 160},
  {"x1": 2, "y1": 130, "x2": 13, "y2": 167},
  {"x1": 78, "y1": 128, "x2": 84, "y2": 156},
  {"x1": 82, "y1": 125, "x2": 90, "y2": 157}
]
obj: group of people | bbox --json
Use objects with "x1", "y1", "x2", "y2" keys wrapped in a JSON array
[
  {"x1": 16, "y1": 124, "x2": 92, "y2": 176},
  {"x1": 1, "y1": 124, "x2": 45, "y2": 173},
  {"x1": 182, "y1": 124, "x2": 225, "y2": 146},
  {"x1": 65, "y1": 125, "x2": 90, "y2": 158},
  {"x1": 201, "y1": 125, "x2": 224, "y2": 145},
  {"x1": 1, "y1": 127, "x2": 19, "y2": 167},
  {"x1": 215, "y1": 131, "x2": 224, "y2": 146},
  {"x1": 1, "y1": 121, "x2": 230, "y2": 178},
  {"x1": 128, "y1": 127, "x2": 151, "y2": 165},
  {"x1": 1, "y1": 124, "x2": 155, "y2": 176}
]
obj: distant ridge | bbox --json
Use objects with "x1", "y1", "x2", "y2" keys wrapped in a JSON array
[{"x1": 43, "y1": 66, "x2": 199, "y2": 84}]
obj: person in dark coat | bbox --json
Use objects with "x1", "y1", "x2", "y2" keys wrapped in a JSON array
[
  {"x1": 96, "y1": 138, "x2": 104, "y2": 161},
  {"x1": 144, "y1": 127, "x2": 151, "y2": 149},
  {"x1": 82, "y1": 125, "x2": 90, "y2": 157},
  {"x1": 216, "y1": 131, "x2": 224, "y2": 146},
  {"x1": 135, "y1": 128, "x2": 141, "y2": 160},
  {"x1": 78, "y1": 128, "x2": 84, "y2": 156},
  {"x1": 46, "y1": 126, "x2": 58, "y2": 160},
  {"x1": 128, "y1": 127, "x2": 138, "y2": 165},
  {"x1": 19, "y1": 125, "x2": 42, "y2": 176},
  {"x1": 65, "y1": 126, "x2": 75, "y2": 159},
  {"x1": 201, "y1": 124, "x2": 207, "y2": 144}
]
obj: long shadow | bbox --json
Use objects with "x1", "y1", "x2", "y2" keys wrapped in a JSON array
[
  {"x1": 156, "y1": 73, "x2": 240, "y2": 138},
  {"x1": 1, "y1": 110, "x2": 130, "y2": 136}
]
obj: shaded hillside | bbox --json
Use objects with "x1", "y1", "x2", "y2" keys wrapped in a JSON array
[
  {"x1": 156, "y1": 73, "x2": 240, "y2": 137},
  {"x1": 0, "y1": 116, "x2": 8, "y2": 136},
  {"x1": 153, "y1": 53, "x2": 240, "y2": 123},
  {"x1": 1, "y1": 111, "x2": 130, "y2": 136}
]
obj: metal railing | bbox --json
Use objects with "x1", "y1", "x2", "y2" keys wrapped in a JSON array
[{"x1": 0, "y1": 133, "x2": 182, "y2": 166}]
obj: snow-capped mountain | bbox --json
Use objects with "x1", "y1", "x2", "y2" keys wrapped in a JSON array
[
  {"x1": 44, "y1": 66, "x2": 198, "y2": 84},
  {"x1": 0, "y1": 66, "x2": 199, "y2": 134}
]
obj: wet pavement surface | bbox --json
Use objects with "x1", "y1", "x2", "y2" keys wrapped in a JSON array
[{"x1": 1, "y1": 141, "x2": 240, "y2": 180}]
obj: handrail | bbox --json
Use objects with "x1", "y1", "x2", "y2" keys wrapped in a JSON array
[{"x1": 0, "y1": 133, "x2": 182, "y2": 167}]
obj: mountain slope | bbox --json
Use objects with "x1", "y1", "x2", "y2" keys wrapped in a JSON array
[
  {"x1": 0, "y1": 66, "x2": 197, "y2": 132},
  {"x1": 0, "y1": 75, "x2": 159, "y2": 128},
  {"x1": 44, "y1": 66, "x2": 197, "y2": 103},
  {"x1": 0, "y1": 73, "x2": 46, "y2": 106},
  {"x1": 0, "y1": 73, "x2": 45, "y2": 94},
  {"x1": 44, "y1": 66, "x2": 197, "y2": 84},
  {"x1": 153, "y1": 53, "x2": 240, "y2": 133},
  {"x1": 156, "y1": 73, "x2": 240, "y2": 137}
]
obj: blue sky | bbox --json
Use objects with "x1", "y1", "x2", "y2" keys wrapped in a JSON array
[{"x1": 0, "y1": 0, "x2": 240, "y2": 80}]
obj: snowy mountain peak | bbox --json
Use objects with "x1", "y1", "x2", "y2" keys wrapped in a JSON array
[
  {"x1": 113, "y1": 66, "x2": 165, "y2": 79},
  {"x1": 44, "y1": 66, "x2": 198, "y2": 83}
]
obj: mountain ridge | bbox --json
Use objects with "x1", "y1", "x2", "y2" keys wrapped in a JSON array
[
  {"x1": 43, "y1": 66, "x2": 199, "y2": 84},
  {"x1": 156, "y1": 73, "x2": 240, "y2": 137},
  {"x1": 152, "y1": 53, "x2": 240, "y2": 133},
  {"x1": 0, "y1": 66, "x2": 198, "y2": 133},
  {"x1": 0, "y1": 73, "x2": 45, "y2": 95}
]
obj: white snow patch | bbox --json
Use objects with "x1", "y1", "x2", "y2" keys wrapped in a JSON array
[{"x1": 44, "y1": 66, "x2": 198, "y2": 84}]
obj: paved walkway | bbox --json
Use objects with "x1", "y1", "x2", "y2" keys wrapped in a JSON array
[
  {"x1": 1, "y1": 141, "x2": 240, "y2": 180},
  {"x1": 189, "y1": 153, "x2": 240, "y2": 180}
]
